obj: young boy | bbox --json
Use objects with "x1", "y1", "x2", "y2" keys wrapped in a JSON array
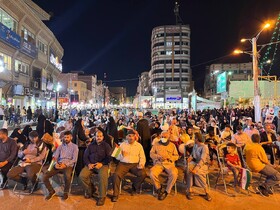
[{"x1": 225, "y1": 142, "x2": 242, "y2": 192}]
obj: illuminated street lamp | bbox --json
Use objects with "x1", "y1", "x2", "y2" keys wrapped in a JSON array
[{"x1": 235, "y1": 22, "x2": 270, "y2": 122}]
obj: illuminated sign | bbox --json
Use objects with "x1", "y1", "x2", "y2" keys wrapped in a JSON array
[
  {"x1": 217, "y1": 72, "x2": 227, "y2": 93},
  {"x1": 50, "y1": 49, "x2": 62, "y2": 71},
  {"x1": 166, "y1": 96, "x2": 182, "y2": 102}
]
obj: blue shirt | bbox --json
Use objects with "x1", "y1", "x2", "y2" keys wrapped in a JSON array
[
  {"x1": 54, "y1": 142, "x2": 78, "y2": 167},
  {"x1": 83, "y1": 140, "x2": 112, "y2": 166},
  {"x1": 0, "y1": 137, "x2": 17, "y2": 163}
]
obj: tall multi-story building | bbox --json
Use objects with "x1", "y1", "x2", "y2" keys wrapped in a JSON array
[
  {"x1": 78, "y1": 74, "x2": 97, "y2": 103},
  {"x1": 0, "y1": 0, "x2": 63, "y2": 109},
  {"x1": 149, "y1": 24, "x2": 191, "y2": 108},
  {"x1": 137, "y1": 71, "x2": 150, "y2": 96},
  {"x1": 204, "y1": 62, "x2": 253, "y2": 100}
]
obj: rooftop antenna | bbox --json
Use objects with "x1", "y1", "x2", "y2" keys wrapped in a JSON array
[{"x1": 174, "y1": 0, "x2": 183, "y2": 25}]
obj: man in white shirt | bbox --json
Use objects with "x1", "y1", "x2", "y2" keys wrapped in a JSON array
[{"x1": 111, "y1": 129, "x2": 146, "y2": 202}]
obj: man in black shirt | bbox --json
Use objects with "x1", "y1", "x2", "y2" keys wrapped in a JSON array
[
  {"x1": 0, "y1": 128, "x2": 18, "y2": 188},
  {"x1": 79, "y1": 131, "x2": 111, "y2": 206}
]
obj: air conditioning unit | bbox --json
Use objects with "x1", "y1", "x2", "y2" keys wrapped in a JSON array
[
  {"x1": 34, "y1": 81, "x2": 39, "y2": 88},
  {"x1": 24, "y1": 87, "x2": 30, "y2": 95}
]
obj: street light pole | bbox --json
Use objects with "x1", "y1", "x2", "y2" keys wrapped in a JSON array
[{"x1": 252, "y1": 37, "x2": 261, "y2": 123}]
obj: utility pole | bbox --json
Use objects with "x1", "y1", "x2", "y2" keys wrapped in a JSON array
[{"x1": 252, "y1": 37, "x2": 261, "y2": 123}]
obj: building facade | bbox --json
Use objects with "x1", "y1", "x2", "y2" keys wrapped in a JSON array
[
  {"x1": 0, "y1": 0, "x2": 63, "y2": 109},
  {"x1": 78, "y1": 74, "x2": 97, "y2": 104},
  {"x1": 204, "y1": 62, "x2": 253, "y2": 101},
  {"x1": 150, "y1": 25, "x2": 191, "y2": 109}
]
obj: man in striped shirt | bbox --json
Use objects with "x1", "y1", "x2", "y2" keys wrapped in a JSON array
[{"x1": 43, "y1": 131, "x2": 78, "y2": 201}]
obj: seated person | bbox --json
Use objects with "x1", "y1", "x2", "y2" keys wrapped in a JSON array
[
  {"x1": 185, "y1": 133, "x2": 212, "y2": 201},
  {"x1": 149, "y1": 130, "x2": 179, "y2": 200},
  {"x1": 43, "y1": 131, "x2": 78, "y2": 201},
  {"x1": 225, "y1": 142, "x2": 242, "y2": 191},
  {"x1": 0, "y1": 128, "x2": 18, "y2": 188},
  {"x1": 244, "y1": 134, "x2": 280, "y2": 197},
  {"x1": 7, "y1": 131, "x2": 47, "y2": 191},
  {"x1": 79, "y1": 131, "x2": 111, "y2": 206},
  {"x1": 111, "y1": 129, "x2": 146, "y2": 202},
  {"x1": 205, "y1": 130, "x2": 219, "y2": 165},
  {"x1": 220, "y1": 124, "x2": 233, "y2": 143},
  {"x1": 260, "y1": 124, "x2": 277, "y2": 165}
]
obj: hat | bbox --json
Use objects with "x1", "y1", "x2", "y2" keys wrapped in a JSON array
[
  {"x1": 127, "y1": 129, "x2": 136, "y2": 135},
  {"x1": 246, "y1": 117, "x2": 252, "y2": 120}
]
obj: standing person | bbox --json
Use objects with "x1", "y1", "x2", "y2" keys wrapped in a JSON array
[
  {"x1": 136, "y1": 112, "x2": 151, "y2": 164},
  {"x1": 185, "y1": 133, "x2": 212, "y2": 201},
  {"x1": 0, "y1": 105, "x2": 4, "y2": 120},
  {"x1": 0, "y1": 128, "x2": 18, "y2": 188},
  {"x1": 27, "y1": 106, "x2": 32, "y2": 122},
  {"x1": 43, "y1": 131, "x2": 78, "y2": 201},
  {"x1": 149, "y1": 130, "x2": 179, "y2": 200},
  {"x1": 7, "y1": 131, "x2": 47, "y2": 191},
  {"x1": 79, "y1": 131, "x2": 112, "y2": 206},
  {"x1": 21, "y1": 106, "x2": 27, "y2": 123},
  {"x1": 72, "y1": 118, "x2": 91, "y2": 176},
  {"x1": 106, "y1": 116, "x2": 119, "y2": 144},
  {"x1": 111, "y1": 129, "x2": 146, "y2": 202}
]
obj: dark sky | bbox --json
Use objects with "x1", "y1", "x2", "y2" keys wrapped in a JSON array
[{"x1": 33, "y1": 0, "x2": 280, "y2": 96}]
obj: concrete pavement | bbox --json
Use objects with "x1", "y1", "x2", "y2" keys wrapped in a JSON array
[{"x1": 1, "y1": 162, "x2": 280, "y2": 210}]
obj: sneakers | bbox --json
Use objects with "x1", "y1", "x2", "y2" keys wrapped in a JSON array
[
  {"x1": 62, "y1": 193, "x2": 69, "y2": 201},
  {"x1": 45, "y1": 191, "x2": 55, "y2": 201},
  {"x1": 158, "y1": 191, "x2": 168, "y2": 201},
  {"x1": 256, "y1": 186, "x2": 269, "y2": 197},
  {"x1": 204, "y1": 193, "x2": 212, "y2": 201},
  {"x1": 186, "y1": 192, "x2": 193, "y2": 200},
  {"x1": 84, "y1": 191, "x2": 91, "y2": 199}
]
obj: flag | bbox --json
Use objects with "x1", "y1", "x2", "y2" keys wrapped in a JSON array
[
  {"x1": 111, "y1": 145, "x2": 121, "y2": 158},
  {"x1": 240, "y1": 168, "x2": 251, "y2": 190}
]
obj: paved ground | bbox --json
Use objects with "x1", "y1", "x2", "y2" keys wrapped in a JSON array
[{"x1": 1, "y1": 162, "x2": 280, "y2": 210}]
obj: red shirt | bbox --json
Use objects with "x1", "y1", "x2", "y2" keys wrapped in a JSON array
[{"x1": 226, "y1": 153, "x2": 240, "y2": 166}]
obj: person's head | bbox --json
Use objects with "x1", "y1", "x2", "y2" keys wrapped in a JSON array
[
  {"x1": 246, "y1": 117, "x2": 252, "y2": 126},
  {"x1": 126, "y1": 129, "x2": 138, "y2": 144},
  {"x1": 160, "y1": 131, "x2": 170, "y2": 143},
  {"x1": 0, "y1": 128, "x2": 8, "y2": 141},
  {"x1": 208, "y1": 129, "x2": 214, "y2": 137},
  {"x1": 251, "y1": 133, "x2": 260, "y2": 143},
  {"x1": 29, "y1": 131, "x2": 39, "y2": 143},
  {"x1": 171, "y1": 118, "x2": 177, "y2": 125},
  {"x1": 95, "y1": 130, "x2": 104, "y2": 144},
  {"x1": 226, "y1": 142, "x2": 237, "y2": 154},
  {"x1": 265, "y1": 123, "x2": 273, "y2": 133},
  {"x1": 210, "y1": 120, "x2": 216, "y2": 127},
  {"x1": 236, "y1": 125, "x2": 243, "y2": 134},
  {"x1": 154, "y1": 121, "x2": 160, "y2": 129},
  {"x1": 63, "y1": 131, "x2": 73, "y2": 144},
  {"x1": 194, "y1": 132, "x2": 204, "y2": 144},
  {"x1": 187, "y1": 127, "x2": 193, "y2": 135},
  {"x1": 224, "y1": 124, "x2": 231, "y2": 132}
]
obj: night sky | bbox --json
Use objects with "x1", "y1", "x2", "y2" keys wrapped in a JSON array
[{"x1": 33, "y1": 0, "x2": 280, "y2": 96}]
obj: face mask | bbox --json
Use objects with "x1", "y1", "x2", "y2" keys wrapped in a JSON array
[
  {"x1": 211, "y1": 123, "x2": 215, "y2": 127},
  {"x1": 160, "y1": 138, "x2": 168, "y2": 143}
]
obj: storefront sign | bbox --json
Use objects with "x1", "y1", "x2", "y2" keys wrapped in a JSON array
[
  {"x1": 0, "y1": 22, "x2": 20, "y2": 49},
  {"x1": 20, "y1": 40, "x2": 37, "y2": 58},
  {"x1": 166, "y1": 96, "x2": 182, "y2": 102},
  {"x1": 50, "y1": 49, "x2": 62, "y2": 71}
]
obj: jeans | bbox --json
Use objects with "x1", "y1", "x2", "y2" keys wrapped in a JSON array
[{"x1": 259, "y1": 164, "x2": 280, "y2": 188}]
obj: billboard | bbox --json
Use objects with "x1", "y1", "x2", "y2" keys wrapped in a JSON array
[{"x1": 217, "y1": 72, "x2": 227, "y2": 93}]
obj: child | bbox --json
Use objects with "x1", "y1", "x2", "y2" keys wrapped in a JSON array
[{"x1": 225, "y1": 142, "x2": 242, "y2": 192}]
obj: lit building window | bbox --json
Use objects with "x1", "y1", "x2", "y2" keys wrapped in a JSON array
[{"x1": 0, "y1": 8, "x2": 17, "y2": 32}]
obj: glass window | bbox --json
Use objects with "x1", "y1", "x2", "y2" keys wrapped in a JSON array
[
  {"x1": 0, "y1": 8, "x2": 17, "y2": 32},
  {"x1": 166, "y1": 42, "x2": 172, "y2": 47},
  {"x1": 21, "y1": 27, "x2": 35, "y2": 44},
  {"x1": 15, "y1": 60, "x2": 29, "y2": 74},
  {"x1": 0, "y1": 53, "x2": 11, "y2": 70},
  {"x1": 166, "y1": 51, "x2": 172, "y2": 55},
  {"x1": 37, "y1": 40, "x2": 47, "y2": 54}
]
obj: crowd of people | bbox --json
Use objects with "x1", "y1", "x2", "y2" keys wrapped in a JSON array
[{"x1": 0, "y1": 106, "x2": 280, "y2": 206}]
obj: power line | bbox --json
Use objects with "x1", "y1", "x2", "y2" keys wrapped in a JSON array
[{"x1": 104, "y1": 78, "x2": 139, "y2": 83}]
